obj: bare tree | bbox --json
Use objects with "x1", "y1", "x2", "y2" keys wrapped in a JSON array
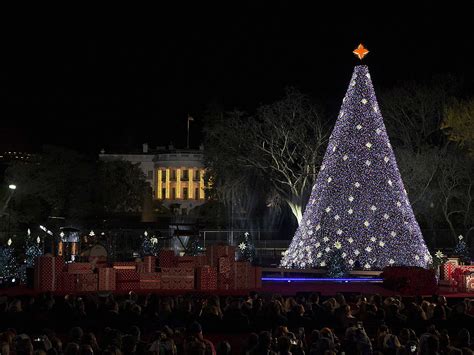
[
  {"x1": 204, "y1": 89, "x2": 329, "y2": 224},
  {"x1": 437, "y1": 150, "x2": 474, "y2": 242}
]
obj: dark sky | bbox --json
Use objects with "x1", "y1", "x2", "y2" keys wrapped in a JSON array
[{"x1": 0, "y1": 2, "x2": 473, "y2": 154}]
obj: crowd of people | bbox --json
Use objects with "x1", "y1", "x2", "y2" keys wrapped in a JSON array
[{"x1": 0, "y1": 291, "x2": 473, "y2": 354}]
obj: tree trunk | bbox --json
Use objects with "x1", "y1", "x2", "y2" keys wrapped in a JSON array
[{"x1": 287, "y1": 200, "x2": 303, "y2": 225}]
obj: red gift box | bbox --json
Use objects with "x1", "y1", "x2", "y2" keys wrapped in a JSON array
[
  {"x1": 232, "y1": 262, "x2": 252, "y2": 289},
  {"x1": 196, "y1": 266, "x2": 217, "y2": 290},
  {"x1": 34, "y1": 256, "x2": 58, "y2": 291},
  {"x1": 206, "y1": 245, "x2": 236, "y2": 267},
  {"x1": 55, "y1": 256, "x2": 65, "y2": 273},
  {"x1": 57, "y1": 273, "x2": 77, "y2": 292},
  {"x1": 98, "y1": 268, "x2": 116, "y2": 291},
  {"x1": 89, "y1": 255, "x2": 107, "y2": 269},
  {"x1": 67, "y1": 262, "x2": 93, "y2": 274},
  {"x1": 116, "y1": 281, "x2": 140, "y2": 291},
  {"x1": 116, "y1": 269, "x2": 140, "y2": 281},
  {"x1": 442, "y1": 259, "x2": 460, "y2": 280},
  {"x1": 142, "y1": 256, "x2": 156, "y2": 273},
  {"x1": 77, "y1": 273, "x2": 98, "y2": 292},
  {"x1": 159, "y1": 250, "x2": 176, "y2": 267},
  {"x1": 466, "y1": 273, "x2": 474, "y2": 293},
  {"x1": 161, "y1": 268, "x2": 194, "y2": 290},
  {"x1": 140, "y1": 272, "x2": 161, "y2": 290},
  {"x1": 218, "y1": 273, "x2": 232, "y2": 290},
  {"x1": 254, "y1": 266, "x2": 262, "y2": 288},
  {"x1": 246, "y1": 266, "x2": 262, "y2": 289},
  {"x1": 176, "y1": 255, "x2": 209, "y2": 267},
  {"x1": 452, "y1": 266, "x2": 474, "y2": 292},
  {"x1": 112, "y1": 262, "x2": 137, "y2": 270}
]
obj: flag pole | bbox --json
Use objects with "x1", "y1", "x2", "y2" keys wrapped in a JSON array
[{"x1": 187, "y1": 115, "x2": 190, "y2": 149}]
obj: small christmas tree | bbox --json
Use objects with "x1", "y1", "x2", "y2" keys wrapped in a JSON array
[
  {"x1": 140, "y1": 231, "x2": 160, "y2": 256},
  {"x1": 186, "y1": 236, "x2": 204, "y2": 256},
  {"x1": 453, "y1": 235, "x2": 470, "y2": 263},
  {"x1": 0, "y1": 239, "x2": 18, "y2": 281},
  {"x1": 25, "y1": 229, "x2": 43, "y2": 268},
  {"x1": 237, "y1": 232, "x2": 255, "y2": 262}
]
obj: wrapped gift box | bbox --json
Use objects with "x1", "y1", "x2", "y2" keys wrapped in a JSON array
[
  {"x1": 89, "y1": 255, "x2": 108, "y2": 269},
  {"x1": 98, "y1": 268, "x2": 116, "y2": 291},
  {"x1": 139, "y1": 272, "x2": 161, "y2": 290},
  {"x1": 116, "y1": 281, "x2": 140, "y2": 291},
  {"x1": 116, "y1": 269, "x2": 140, "y2": 281},
  {"x1": 55, "y1": 256, "x2": 65, "y2": 273},
  {"x1": 161, "y1": 268, "x2": 194, "y2": 290},
  {"x1": 206, "y1": 245, "x2": 236, "y2": 267},
  {"x1": 142, "y1": 256, "x2": 156, "y2": 273},
  {"x1": 196, "y1": 266, "x2": 217, "y2": 290},
  {"x1": 67, "y1": 262, "x2": 93, "y2": 274},
  {"x1": 244, "y1": 265, "x2": 262, "y2": 289},
  {"x1": 466, "y1": 273, "x2": 474, "y2": 293},
  {"x1": 77, "y1": 273, "x2": 98, "y2": 292},
  {"x1": 159, "y1": 250, "x2": 176, "y2": 267},
  {"x1": 112, "y1": 262, "x2": 137, "y2": 270},
  {"x1": 232, "y1": 262, "x2": 252, "y2": 289},
  {"x1": 34, "y1": 256, "x2": 58, "y2": 291},
  {"x1": 442, "y1": 258, "x2": 460, "y2": 280},
  {"x1": 452, "y1": 266, "x2": 474, "y2": 292},
  {"x1": 254, "y1": 266, "x2": 262, "y2": 288},
  {"x1": 218, "y1": 273, "x2": 232, "y2": 290},
  {"x1": 57, "y1": 273, "x2": 77, "y2": 292},
  {"x1": 176, "y1": 255, "x2": 208, "y2": 268}
]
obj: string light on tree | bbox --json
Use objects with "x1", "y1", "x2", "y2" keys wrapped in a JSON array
[
  {"x1": 237, "y1": 231, "x2": 255, "y2": 262},
  {"x1": 281, "y1": 44, "x2": 431, "y2": 270}
]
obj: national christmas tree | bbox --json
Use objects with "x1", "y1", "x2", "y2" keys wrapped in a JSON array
[{"x1": 281, "y1": 45, "x2": 431, "y2": 270}]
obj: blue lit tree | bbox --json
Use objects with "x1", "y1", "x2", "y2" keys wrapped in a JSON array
[
  {"x1": 281, "y1": 60, "x2": 431, "y2": 270},
  {"x1": 25, "y1": 229, "x2": 43, "y2": 267},
  {"x1": 0, "y1": 239, "x2": 18, "y2": 281},
  {"x1": 237, "y1": 232, "x2": 255, "y2": 262},
  {"x1": 453, "y1": 235, "x2": 470, "y2": 263},
  {"x1": 140, "y1": 231, "x2": 160, "y2": 256}
]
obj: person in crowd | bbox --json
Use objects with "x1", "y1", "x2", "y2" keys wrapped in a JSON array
[{"x1": 0, "y1": 292, "x2": 473, "y2": 355}]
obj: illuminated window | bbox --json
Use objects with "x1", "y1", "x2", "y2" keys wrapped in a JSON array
[
  {"x1": 171, "y1": 188, "x2": 176, "y2": 199},
  {"x1": 147, "y1": 171, "x2": 153, "y2": 179},
  {"x1": 195, "y1": 188, "x2": 199, "y2": 199},
  {"x1": 183, "y1": 170, "x2": 189, "y2": 180},
  {"x1": 162, "y1": 188, "x2": 166, "y2": 198},
  {"x1": 162, "y1": 171, "x2": 166, "y2": 182},
  {"x1": 171, "y1": 170, "x2": 176, "y2": 181},
  {"x1": 183, "y1": 188, "x2": 188, "y2": 199}
]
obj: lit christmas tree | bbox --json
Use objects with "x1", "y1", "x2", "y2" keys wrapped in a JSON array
[
  {"x1": 140, "y1": 231, "x2": 160, "y2": 256},
  {"x1": 281, "y1": 45, "x2": 431, "y2": 270},
  {"x1": 25, "y1": 229, "x2": 43, "y2": 267},
  {"x1": 453, "y1": 235, "x2": 470, "y2": 263},
  {"x1": 0, "y1": 239, "x2": 18, "y2": 281},
  {"x1": 237, "y1": 232, "x2": 256, "y2": 262}
]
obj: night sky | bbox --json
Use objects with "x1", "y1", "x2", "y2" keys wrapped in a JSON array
[{"x1": 1, "y1": 3, "x2": 473, "y2": 154}]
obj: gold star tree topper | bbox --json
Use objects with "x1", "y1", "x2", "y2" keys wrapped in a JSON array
[{"x1": 353, "y1": 43, "x2": 369, "y2": 60}]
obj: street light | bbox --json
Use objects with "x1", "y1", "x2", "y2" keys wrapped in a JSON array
[{"x1": 8, "y1": 184, "x2": 16, "y2": 190}]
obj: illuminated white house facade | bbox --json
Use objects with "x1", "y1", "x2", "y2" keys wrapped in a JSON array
[{"x1": 99, "y1": 144, "x2": 207, "y2": 213}]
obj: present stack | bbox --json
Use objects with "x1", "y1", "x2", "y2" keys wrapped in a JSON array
[
  {"x1": 161, "y1": 267, "x2": 194, "y2": 290},
  {"x1": 440, "y1": 257, "x2": 474, "y2": 293},
  {"x1": 35, "y1": 244, "x2": 262, "y2": 293}
]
